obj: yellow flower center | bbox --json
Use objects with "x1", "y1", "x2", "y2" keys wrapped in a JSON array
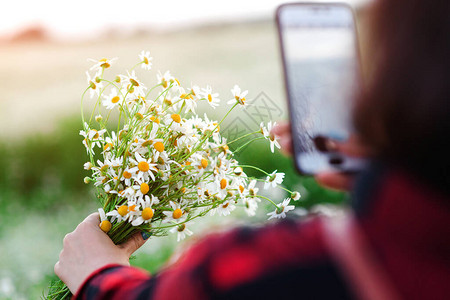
[
  {"x1": 135, "y1": 113, "x2": 144, "y2": 120},
  {"x1": 142, "y1": 140, "x2": 153, "y2": 147},
  {"x1": 100, "y1": 164, "x2": 109, "y2": 172},
  {"x1": 171, "y1": 114, "x2": 181, "y2": 123},
  {"x1": 239, "y1": 185, "x2": 245, "y2": 193},
  {"x1": 103, "y1": 143, "x2": 113, "y2": 151},
  {"x1": 92, "y1": 130, "x2": 99, "y2": 139},
  {"x1": 123, "y1": 171, "x2": 132, "y2": 179},
  {"x1": 162, "y1": 79, "x2": 168, "y2": 88},
  {"x1": 100, "y1": 58, "x2": 111, "y2": 69},
  {"x1": 100, "y1": 220, "x2": 112, "y2": 232},
  {"x1": 150, "y1": 116, "x2": 160, "y2": 124},
  {"x1": 173, "y1": 208, "x2": 182, "y2": 219},
  {"x1": 222, "y1": 202, "x2": 229, "y2": 208},
  {"x1": 180, "y1": 93, "x2": 188, "y2": 99},
  {"x1": 220, "y1": 178, "x2": 227, "y2": 189},
  {"x1": 130, "y1": 78, "x2": 139, "y2": 86},
  {"x1": 138, "y1": 161, "x2": 150, "y2": 172},
  {"x1": 118, "y1": 205, "x2": 128, "y2": 217},
  {"x1": 128, "y1": 205, "x2": 137, "y2": 212},
  {"x1": 111, "y1": 96, "x2": 120, "y2": 103},
  {"x1": 208, "y1": 94, "x2": 213, "y2": 102},
  {"x1": 175, "y1": 78, "x2": 181, "y2": 86},
  {"x1": 143, "y1": 57, "x2": 149, "y2": 65},
  {"x1": 142, "y1": 207, "x2": 154, "y2": 220},
  {"x1": 154, "y1": 142, "x2": 165, "y2": 152},
  {"x1": 201, "y1": 158, "x2": 208, "y2": 169},
  {"x1": 140, "y1": 182, "x2": 150, "y2": 194},
  {"x1": 181, "y1": 187, "x2": 186, "y2": 193}
]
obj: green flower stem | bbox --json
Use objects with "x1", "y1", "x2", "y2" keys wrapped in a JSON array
[
  {"x1": 233, "y1": 137, "x2": 265, "y2": 153},
  {"x1": 255, "y1": 195, "x2": 279, "y2": 209},
  {"x1": 227, "y1": 130, "x2": 261, "y2": 145},
  {"x1": 239, "y1": 164, "x2": 271, "y2": 176}
]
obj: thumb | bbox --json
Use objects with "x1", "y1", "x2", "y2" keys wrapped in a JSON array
[{"x1": 118, "y1": 232, "x2": 149, "y2": 256}]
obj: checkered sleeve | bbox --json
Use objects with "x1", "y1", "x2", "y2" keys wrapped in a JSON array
[{"x1": 74, "y1": 218, "x2": 351, "y2": 300}]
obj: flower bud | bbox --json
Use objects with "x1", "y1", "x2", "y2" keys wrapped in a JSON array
[{"x1": 95, "y1": 115, "x2": 103, "y2": 122}]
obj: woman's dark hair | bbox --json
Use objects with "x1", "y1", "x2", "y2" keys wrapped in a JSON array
[{"x1": 353, "y1": 0, "x2": 450, "y2": 192}]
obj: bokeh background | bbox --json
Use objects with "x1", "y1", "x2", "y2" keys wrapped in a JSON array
[{"x1": 0, "y1": 0, "x2": 369, "y2": 298}]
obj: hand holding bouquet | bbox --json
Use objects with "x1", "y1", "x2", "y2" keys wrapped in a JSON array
[{"x1": 46, "y1": 51, "x2": 302, "y2": 299}]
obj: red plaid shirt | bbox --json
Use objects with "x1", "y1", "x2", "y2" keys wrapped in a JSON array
[{"x1": 74, "y1": 166, "x2": 450, "y2": 300}]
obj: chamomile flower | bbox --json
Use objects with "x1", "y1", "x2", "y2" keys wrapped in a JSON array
[
  {"x1": 102, "y1": 89, "x2": 122, "y2": 110},
  {"x1": 246, "y1": 179, "x2": 259, "y2": 199},
  {"x1": 291, "y1": 191, "x2": 301, "y2": 201},
  {"x1": 213, "y1": 200, "x2": 236, "y2": 216},
  {"x1": 88, "y1": 57, "x2": 118, "y2": 72},
  {"x1": 261, "y1": 121, "x2": 281, "y2": 153},
  {"x1": 139, "y1": 50, "x2": 153, "y2": 70},
  {"x1": 98, "y1": 208, "x2": 112, "y2": 232},
  {"x1": 227, "y1": 84, "x2": 248, "y2": 106},
  {"x1": 267, "y1": 198, "x2": 295, "y2": 220},
  {"x1": 163, "y1": 201, "x2": 185, "y2": 223},
  {"x1": 132, "y1": 195, "x2": 159, "y2": 226},
  {"x1": 129, "y1": 152, "x2": 157, "y2": 182},
  {"x1": 264, "y1": 170, "x2": 285, "y2": 189},
  {"x1": 86, "y1": 71, "x2": 103, "y2": 98},
  {"x1": 120, "y1": 167, "x2": 134, "y2": 186},
  {"x1": 169, "y1": 223, "x2": 193, "y2": 242},
  {"x1": 120, "y1": 70, "x2": 146, "y2": 95},
  {"x1": 157, "y1": 71, "x2": 174, "y2": 89},
  {"x1": 200, "y1": 85, "x2": 220, "y2": 109},
  {"x1": 243, "y1": 198, "x2": 258, "y2": 217}
]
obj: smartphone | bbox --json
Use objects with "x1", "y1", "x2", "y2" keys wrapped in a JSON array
[{"x1": 276, "y1": 2, "x2": 366, "y2": 175}]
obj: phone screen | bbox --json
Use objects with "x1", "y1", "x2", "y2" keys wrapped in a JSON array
[{"x1": 277, "y1": 3, "x2": 364, "y2": 174}]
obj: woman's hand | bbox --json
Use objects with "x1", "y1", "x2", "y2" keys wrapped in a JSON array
[
  {"x1": 271, "y1": 122, "x2": 370, "y2": 191},
  {"x1": 54, "y1": 213, "x2": 148, "y2": 294}
]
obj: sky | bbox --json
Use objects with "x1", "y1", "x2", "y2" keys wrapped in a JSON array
[{"x1": 0, "y1": 0, "x2": 370, "y2": 41}]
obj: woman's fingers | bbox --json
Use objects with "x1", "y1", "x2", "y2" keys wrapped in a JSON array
[
  {"x1": 314, "y1": 172, "x2": 355, "y2": 191},
  {"x1": 118, "y1": 232, "x2": 149, "y2": 257}
]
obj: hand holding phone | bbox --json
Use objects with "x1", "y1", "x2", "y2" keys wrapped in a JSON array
[{"x1": 276, "y1": 3, "x2": 367, "y2": 175}]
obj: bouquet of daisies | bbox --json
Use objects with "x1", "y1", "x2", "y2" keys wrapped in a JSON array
[{"x1": 46, "y1": 51, "x2": 301, "y2": 299}]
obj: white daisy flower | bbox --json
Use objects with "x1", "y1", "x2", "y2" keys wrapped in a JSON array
[
  {"x1": 107, "y1": 203, "x2": 132, "y2": 223},
  {"x1": 169, "y1": 223, "x2": 193, "y2": 242},
  {"x1": 267, "y1": 198, "x2": 295, "y2": 220},
  {"x1": 98, "y1": 208, "x2": 112, "y2": 232},
  {"x1": 199, "y1": 85, "x2": 220, "y2": 109},
  {"x1": 157, "y1": 70, "x2": 175, "y2": 89},
  {"x1": 246, "y1": 179, "x2": 259, "y2": 199},
  {"x1": 120, "y1": 70, "x2": 146, "y2": 95},
  {"x1": 162, "y1": 201, "x2": 185, "y2": 223},
  {"x1": 102, "y1": 89, "x2": 122, "y2": 110},
  {"x1": 86, "y1": 71, "x2": 102, "y2": 98},
  {"x1": 139, "y1": 50, "x2": 153, "y2": 70},
  {"x1": 120, "y1": 167, "x2": 134, "y2": 187},
  {"x1": 87, "y1": 57, "x2": 118, "y2": 72},
  {"x1": 227, "y1": 84, "x2": 248, "y2": 106},
  {"x1": 214, "y1": 200, "x2": 236, "y2": 216},
  {"x1": 264, "y1": 171, "x2": 285, "y2": 189},
  {"x1": 129, "y1": 152, "x2": 157, "y2": 182},
  {"x1": 243, "y1": 198, "x2": 258, "y2": 217},
  {"x1": 291, "y1": 191, "x2": 301, "y2": 201},
  {"x1": 132, "y1": 195, "x2": 159, "y2": 226},
  {"x1": 261, "y1": 121, "x2": 280, "y2": 153}
]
